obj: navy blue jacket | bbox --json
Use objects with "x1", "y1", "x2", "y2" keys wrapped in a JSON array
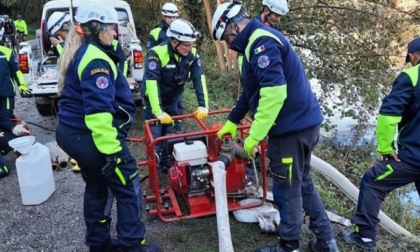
[
  {"x1": 0, "y1": 46, "x2": 20, "y2": 97},
  {"x1": 142, "y1": 41, "x2": 206, "y2": 107},
  {"x1": 378, "y1": 65, "x2": 420, "y2": 166},
  {"x1": 228, "y1": 19, "x2": 323, "y2": 136},
  {"x1": 58, "y1": 40, "x2": 135, "y2": 139},
  {"x1": 146, "y1": 21, "x2": 169, "y2": 52}
]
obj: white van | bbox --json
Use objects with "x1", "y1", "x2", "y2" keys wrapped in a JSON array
[{"x1": 18, "y1": 0, "x2": 144, "y2": 116}]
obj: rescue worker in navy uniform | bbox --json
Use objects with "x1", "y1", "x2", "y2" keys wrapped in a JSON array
[
  {"x1": 47, "y1": 11, "x2": 71, "y2": 56},
  {"x1": 146, "y1": 3, "x2": 186, "y2": 132},
  {"x1": 142, "y1": 18, "x2": 208, "y2": 172},
  {"x1": 212, "y1": 2, "x2": 339, "y2": 252},
  {"x1": 55, "y1": 3, "x2": 159, "y2": 252},
  {"x1": 257, "y1": 0, "x2": 289, "y2": 30},
  {"x1": 0, "y1": 45, "x2": 31, "y2": 118},
  {"x1": 339, "y1": 37, "x2": 420, "y2": 252},
  {"x1": 0, "y1": 44, "x2": 31, "y2": 178},
  {"x1": 146, "y1": 2, "x2": 179, "y2": 51}
]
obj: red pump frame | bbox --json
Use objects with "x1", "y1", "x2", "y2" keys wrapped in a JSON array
[{"x1": 129, "y1": 109, "x2": 268, "y2": 222}]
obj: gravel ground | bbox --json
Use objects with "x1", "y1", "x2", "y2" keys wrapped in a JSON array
[
  {"x1": 0, "y1": 96, "x2": 153, "y2": 251},
  {"x1": 1, "y1": 96, "x2": 418, "y2": 252}
]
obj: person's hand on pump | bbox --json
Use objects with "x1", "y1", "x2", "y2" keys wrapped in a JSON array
[
  {"x1": 244, "y1": 136, "x2": 259, "y2": 159},
  {"x1": 157, "y1": 112, "x2": 173, "y2": 124},
  {"x1": 18, "y1": 84, "x2": 32, "y2": 96},
  {"x1": 12, "y1": 123, "x2": 30, "y2": 136},
  {"x1": 101, "y1": 153, "x2": 122, "y2": 178},
  {"x1": 217, "y1": 120, "x2": 237, "y2": 139},
  {"x1": 194, "y1": 107, "x2": 208, "y2": 120}
]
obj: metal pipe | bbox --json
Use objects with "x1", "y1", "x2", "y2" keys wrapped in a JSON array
[
  {"x1": 51, "y1": 161, "x2": 59, "y2": 171},
  {"x1": 58, "y1": 159, "x2": 69, "y2": 170}
]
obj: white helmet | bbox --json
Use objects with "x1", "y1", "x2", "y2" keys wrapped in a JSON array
[
  {"x1": 167, "y1": 18, "x2": 200, "y2": 42},
  {"x1": 75, "y1": 3, "x2": 118, "y2": 24},
  {"x1": 262, "y1": 0, "x2": 289, "y2": 15},
  {"x1": 47, "y1": 12, "x2": 71, "y2": 35},
  {"x1": 161, "y1": 3, "x2": 179, "y2": 17},
  {"x1": 211, "y1": 1, "x2": 247, "y2": 41}
]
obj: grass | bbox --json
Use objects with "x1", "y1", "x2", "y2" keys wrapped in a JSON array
[{"x1": 127, "y1": 54, "x2": 420, "y2": 251}]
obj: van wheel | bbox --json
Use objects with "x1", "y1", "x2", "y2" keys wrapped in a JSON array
[{"x1": 35, "y1": 97, "x2": 59, "y2": 116}]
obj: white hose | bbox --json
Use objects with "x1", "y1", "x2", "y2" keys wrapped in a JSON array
[
  {"x1": 311, "y1": 154, "x2": 419, "y2": 241},
  {"x1": 211, "y1": 161, "x2": 234, "y2": 252}
]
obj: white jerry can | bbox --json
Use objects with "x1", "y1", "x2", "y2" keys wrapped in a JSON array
[{"x1": 9, "y1": 136, "x2": 56, "y2": 205}]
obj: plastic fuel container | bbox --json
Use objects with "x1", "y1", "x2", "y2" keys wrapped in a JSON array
[{"x1": 9, "y1": 136, "x2": 56, "y2": 205}]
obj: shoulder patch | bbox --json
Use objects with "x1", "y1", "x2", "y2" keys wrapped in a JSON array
[
  {"x1": 147, "y1": 56, "x2": 160, "y2": 62},
  {"x1": 254, "y1": 45, "x2": 265, "y2": 55},
  {"x1": 197, "y1": 59, "x2": 202, "y2": 67},
  {"x1": 148, "y1": 61, "x2": 157, "y2": 70},
  {"x1": 95, "y1": 76, "x2": 110, "y2": 89},
  {"x1": 147, "y1": 41, "x2": 151, "y2": 48},
  {"x1": 91, "y1": 68, "x2": 110, "y2": 75},
  {"x1": 257, "y1": 55, "x2": 270, "y2": 68}
]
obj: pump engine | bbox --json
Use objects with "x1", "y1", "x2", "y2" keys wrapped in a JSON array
[{"x1": 136, "y1": 110, "x2": 267, "y2": 222}]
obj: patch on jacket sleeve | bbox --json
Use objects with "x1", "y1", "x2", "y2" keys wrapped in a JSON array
[
  {"x1": 95, "y1": 76, "x2": 110, "y2": 89},
  {"x1": 91, "y1": 68, "x2": 110, "y2": 75},
  {"x1": 147, "y1": 56, "x2": 160, "y2": 62},
  {"x1": 254, "y1": 45, "x2": 265, "y2": 55},
  {"x1": 148, "y1": 61, "x2": 157, "y2": 70},
  {"x1": 257, "y1": 55, "x2": 270, "y2": 68}
]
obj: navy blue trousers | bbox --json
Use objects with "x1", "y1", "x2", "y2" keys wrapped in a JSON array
[
  {"x1": 56, "y1": 123, "x2": 145, "y2": 250},
  {"x1": 268, "y1": 125, "x2": 334, "y2": 242},
  {"x1": 352, "y1": 158, "x2": 420, "y2": 240}
]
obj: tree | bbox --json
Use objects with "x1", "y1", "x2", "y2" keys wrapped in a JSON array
[
  {"x1": 194, "y1": 0, "x2": 419, "y2": 132},
  {"x1": 131, "y1": 0, "x2": 419, "y2": 131}
]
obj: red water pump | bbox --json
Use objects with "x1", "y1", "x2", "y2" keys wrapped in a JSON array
[{"x1": 132, "y1": 110, "x2": 268, "y2": 222}]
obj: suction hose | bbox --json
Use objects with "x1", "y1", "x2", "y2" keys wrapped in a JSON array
[
  {"x1": 211, "y1": 161, "x2": 234, "y2": 252},
  {"x1": 311, "y1": 155, "x2": 419, "y2": 241},
  {"x1": 207, "y1": 138, "x2": 252, "y2": 252}
]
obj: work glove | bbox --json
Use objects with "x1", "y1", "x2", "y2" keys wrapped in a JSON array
[
  {"x1": 217, "y1": 120, "x2": 237, "y2": 139},
  {"x1": 12, "y1": 123, "x2": 30, "y2": 136},
  {"x1": 156, "y1": 112, "x2": 173, "y2": 124},
  {"x1": 244, "y1": 136, "x2": 259, "y2": 159},
  {"x1": 194, "y1": 107, "x2": 208, "y2": 120},
  {"x1": 19, "y1": 84, "x2": 32, "y2": 96},
  {"x1": 101, "y1": 153, "x2": 122, "y2": 178},
  {"x1": 382, "y1": 152, "x2": 401, "y2": 162}
]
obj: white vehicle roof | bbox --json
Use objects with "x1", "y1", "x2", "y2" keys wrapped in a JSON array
[
  {"x1": 42, "y1": 0, "x2": 134, "y2": 28},
  {"x1": 43, "y1": 0, "x2": 130, "y2": 8}
]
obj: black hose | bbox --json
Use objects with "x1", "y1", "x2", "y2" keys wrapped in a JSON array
[{"x1": 26, "y1": 121, "x2": 56, "y2": 132}]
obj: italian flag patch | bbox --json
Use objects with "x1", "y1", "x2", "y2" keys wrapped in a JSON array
[{"x1": 254, "y1": 45, "x2": 265, "y2": 54}]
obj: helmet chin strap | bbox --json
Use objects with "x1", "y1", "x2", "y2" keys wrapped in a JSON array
[{"x1": 173, "y1": 40, "x2": 185, "y2": 56}]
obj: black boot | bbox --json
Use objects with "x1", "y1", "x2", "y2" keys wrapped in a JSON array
[
  {"x1": 121, "y1": 242, "x2": 160, "y2": 252},
  {"x1": 255, "y1": 240, "x2": 299, "y2": 252},
  {"x1": 90, "y1": 239, "x2": 122, "y2": 252}
]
